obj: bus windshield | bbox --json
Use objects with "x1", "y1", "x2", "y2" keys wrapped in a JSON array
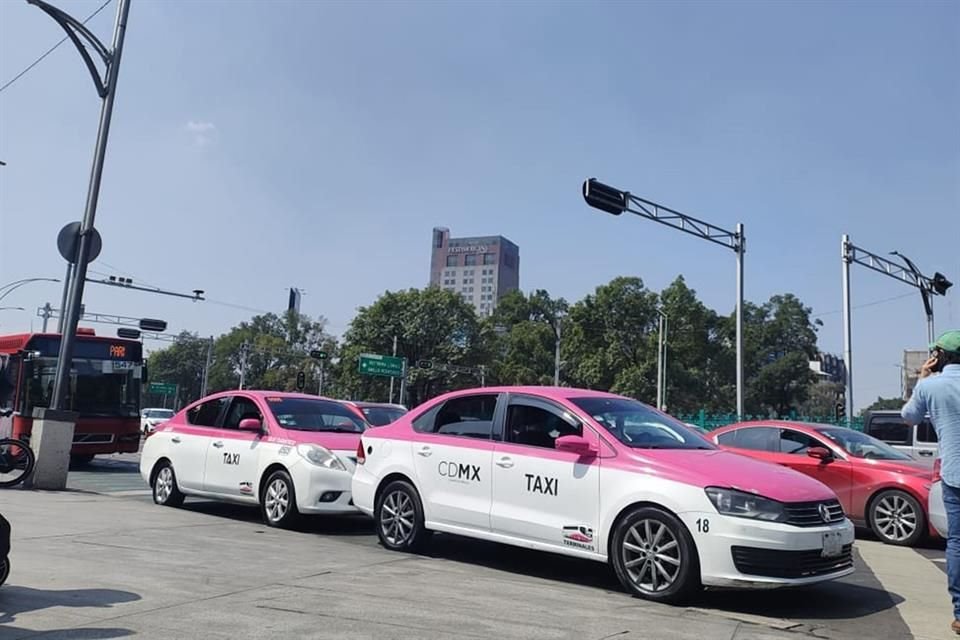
[{"x1": 23, "y1": 357, "x2": 141, "y2": 418}]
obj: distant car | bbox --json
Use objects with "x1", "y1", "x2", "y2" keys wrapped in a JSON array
[
  {"x1": 863, "y1": 410, "x2": 937, "y2": 467},
  {"x1": 711, "y1": 421, "x2": 936, "y2": 546},
  {"x1": 140, "y1": 391, "x2": 365, "y2": 527},
  {"x1": 929, "y1": 460, "x2": 948, "y2": 539},
  {"x1": 348, "y1": 402, "x2": 408, "y2": 427},
  {"x1": 354, "y1": 387, "x2": 854, "y2": 604},
  {"x1": 0, "y1": 511, "x2": 9, "y2": 586},
  {"x1": 141, "y1": 408, "x2": 175, "y2": 435}
]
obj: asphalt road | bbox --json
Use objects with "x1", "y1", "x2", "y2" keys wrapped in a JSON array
[{"x1": 0, "y1": 452, "x2": 945, "y2": 639}]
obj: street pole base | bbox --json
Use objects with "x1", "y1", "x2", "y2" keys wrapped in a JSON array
[{"x1": 28, "y1": 408, "x2": 79, "y2": 491}]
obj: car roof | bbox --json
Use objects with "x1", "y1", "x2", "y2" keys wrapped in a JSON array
[
  {"x1": 198, "y1": 390, "x2": 351, "y2": 403},
  {"x1": 712, "y1": 420, "x2": 846, "y2": 433},
  {"x1": 433, "y1": 386, "x2": 623, "y2": 402}
]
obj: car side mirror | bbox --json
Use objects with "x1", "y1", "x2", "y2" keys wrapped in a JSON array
[
  {"x1": 807, "y1": 446, "x2": 832, "y2": 461},
  {"x1": 238, "y1": 418, "x2": 262, "y2": 433},
  {"x1": 556, "y1": 435, "x2": 598, "y2": 457}
]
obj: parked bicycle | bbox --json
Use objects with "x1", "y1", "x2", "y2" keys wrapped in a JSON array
[{"x1": 0, "y1": 436, "x2": 34, "y2": 488}]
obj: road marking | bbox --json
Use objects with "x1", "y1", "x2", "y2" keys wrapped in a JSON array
[{"x1": 857, "y1": 539, "x2": 952, "y2": 640}]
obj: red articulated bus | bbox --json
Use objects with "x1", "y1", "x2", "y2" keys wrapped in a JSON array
[{"x1": 0, "y1": 330, "x2": 143, "y2": 463}]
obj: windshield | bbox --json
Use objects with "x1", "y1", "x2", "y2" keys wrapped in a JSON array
[
  {"x1": 24, "y1": 357, "x2": 141, "y2": 418},
  {"x1": 570, "y1": 397, "x2": 715, "y2": 450},
  {"x1": 145, "y1": 409, "x2": 174, "y2": 419},
  {"x1": 361, "y1": 406, "x2": 407, "y2": 426},
  {"x1": 266, "y1": 397, "x2": 366, "y2": 433},
  {"x1": 817, "y1": 427, "x2": 914, "y2": 461}
]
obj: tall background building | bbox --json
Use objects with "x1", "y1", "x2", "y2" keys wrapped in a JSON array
[{"x1": 429, "y1": 227, "x2": 520, "y2": 316}]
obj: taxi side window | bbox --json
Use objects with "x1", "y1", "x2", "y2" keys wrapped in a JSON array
[
  {"x1": 187, "y1": 397, "x2": 228, "y2": 427},
  {"x1": 719, "y1": 427, "x2": 776, "y2": 452},
  {"x1": 222, "y1": 397, "x2": 262, "y2": 430},
  {"x1": 505, "y1": 401, "x2": 580, "y2": 449},
  {"x1": 413, "y1": 394, "x2": 497, "y2": 439}
]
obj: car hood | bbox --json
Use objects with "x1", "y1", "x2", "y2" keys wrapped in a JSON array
[
  {"x1": 856, "y1": 457, "x2": 933, "y2": 478},
  {"x1": 623, "y1": 448, "x2": 837, "y2": 503},
  {"x1": 269, "y1": 430, "x2": 362, "y2": 451}
]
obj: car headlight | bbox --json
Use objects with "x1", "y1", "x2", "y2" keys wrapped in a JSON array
[
  {"x1": 296, "y1": 444, "x2": 346, "y2": 471},
  {"x1": 704, "y1": 487, "x2": 787, "y2": 522}
]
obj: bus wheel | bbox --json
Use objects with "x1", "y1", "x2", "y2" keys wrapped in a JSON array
[{"x1": 70, "y1": 454, "x2": 96, "y2": 467}]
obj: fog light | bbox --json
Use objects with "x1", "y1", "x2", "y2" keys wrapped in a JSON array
[{"x1": 319, "y1": 491, "x2": 341, "y2": 503}]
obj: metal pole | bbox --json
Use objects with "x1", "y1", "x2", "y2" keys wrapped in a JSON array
[
  {"x1": 56, "y1": 263, "x2": 72, "y2": 333},
  {"x1": 554, "y1": 322, "x2": 561, "y2": 386},
  {"x1": 398, "y1": 358, "x2": 407, "y2": 405},
  {"x1": 239, "y1": 341, "x2": 247, "y2": 390},
  {"x1": 841, "y1": 234, "x2": 854, "y2": 427},
  {"x1": 925, "y1": 296, "x2": 935, "y2": 347},
  {"x1": 389, "y1": 335, "x2": 397, "y2": 403},
  {"x1": 318, "y1": 359, "x2": 325, "y2": 396},
  {"x1": 41, "y1": 303, "x2": 52, "y2": 333},
  {"x1": 480, "y1": 365, "x2": 486, "y2": 388},
  {"x1": 200, "y1": 336, "x2": 213, "y2": 397},
  {"x1": 656, "y1": 313, "x2": 664, "y2": 409},
  {"x1": 735, "y1": 223, "x2": 745, "y2": 419},
  {"x1": 51, "y1": 0, "x2": 131, "y2": 410},
  {"x1": 662, "y1": 313, "x2": 668, "y2": 411}
]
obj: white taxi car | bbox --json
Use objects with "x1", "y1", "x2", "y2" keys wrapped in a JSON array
[
  {"x1": 141, "y1": 391, "x2": 365, "y2": 527},
  {"x1": 352, "y1": 387, "x2": 855, "y2": 603}
]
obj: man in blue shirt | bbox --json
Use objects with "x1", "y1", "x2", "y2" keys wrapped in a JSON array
[{"x1": 902, "y1": 330, "x2": 960, "y2": 634}]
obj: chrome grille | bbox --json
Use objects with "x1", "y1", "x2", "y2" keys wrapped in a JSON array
[{"x1": 783, "y1": 499, "x2": 844, "y2": 527}]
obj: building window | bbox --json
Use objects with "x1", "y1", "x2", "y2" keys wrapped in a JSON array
[
  {"x1": 465, "y1": 254, "x2": 478, "y2": 266},
  {"x1": 446, "y1": 255, "x2": 458, "y2": 267},
  {"x1": 483, "y1": 253, "x2": 496, "y2": 265}
]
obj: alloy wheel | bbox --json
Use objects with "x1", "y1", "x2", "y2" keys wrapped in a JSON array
[
  {"x1": 380, "y1": 490, "x2": 415, "y2": 546},
  {"x1": 155, "y1": 467, "x2": 173, "y2": 503},
  {"x1": 265, "y1": 478, "x2": 290, "y2": 523},
  {"x1": 874, "y1": 494, "x2": 918, "y2": 542},
  {"x1": 621, "y1": 518, "x2": 682, "y2": 593}
]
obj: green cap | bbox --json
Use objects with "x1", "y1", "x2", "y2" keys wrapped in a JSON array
[{"x1": 931, "y1": 330, "x2": 960, "y2": 354}]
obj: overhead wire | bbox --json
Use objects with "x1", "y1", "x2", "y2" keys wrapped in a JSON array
[{"x1": 0, "y1": 0, "x2": 114, "y2": 95}]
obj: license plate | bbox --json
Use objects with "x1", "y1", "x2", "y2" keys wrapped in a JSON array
[{"x1": 821, "y1": 530, "x2": 843, "y2": 558}]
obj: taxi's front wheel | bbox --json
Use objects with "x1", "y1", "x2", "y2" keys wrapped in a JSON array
[
  {"x1": 261, "y1": 470, "x2": 300, "y2": 529},
  {"x1": 610, "y1": 506, "x2": 700, "y2": 604},
  {"x1": 375, "y1": 480, "x2": 430, "y2": 552},
  {"x1": 152, "y1": 462, "x2": 185, "y2": 507}
]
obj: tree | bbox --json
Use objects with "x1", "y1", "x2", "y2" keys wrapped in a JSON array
[
  {"x1": 860, "y1": 396, "x2": 904, "y2": 415},
  {"x1": 485, "y1": 289, "x2": 568, "y2": 386},
  {"x1": 145, "y1": 332, "x2": 211, "y2": 408},
  {"x1": 563, "y1": 277, "x2": 660, "y2": 403},
  {"x1": 799, "y1": 380, "x2": 846, "y2": 417},
  {"x1": 207, "y1": 311, "x2": 334, "y2": 394},
  {"x1": 335, "y1": 288, "x2": 485, "y2": 406}
]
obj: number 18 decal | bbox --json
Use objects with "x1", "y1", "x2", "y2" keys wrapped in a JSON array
[{"x1": 696, "y1": 518, "x2": 710, "y2": 533}]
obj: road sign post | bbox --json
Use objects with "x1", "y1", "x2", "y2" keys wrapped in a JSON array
[
  {"x1": 148, "y1": 382, "x2": 177, "y2": 396},
  {"x1": 358, "y1": 353, "x2": 405, "y2": 378}
]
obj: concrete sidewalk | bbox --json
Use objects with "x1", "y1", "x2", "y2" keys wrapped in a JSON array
[{"x1": 0, "y1": 489, "x2": 940, "y2": 639}]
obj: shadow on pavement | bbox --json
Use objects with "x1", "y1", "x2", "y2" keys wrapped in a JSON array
[
  {"x1": 0, "y1": 626, "x2": 132, "y2": 639},
  {"x1": 178, "y1": 501, "x2": 375, "y2": 537},
  {"x1": 0, "y1": 586, "x2": 140, "y2": 626}
]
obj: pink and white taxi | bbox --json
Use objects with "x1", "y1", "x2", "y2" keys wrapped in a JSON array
[
  {"x1": 352, "y1": 387, "x2": 856, "y2": 602},
  {"x1": 140, "y1": 391, "x2": 365, "y2": 527}
]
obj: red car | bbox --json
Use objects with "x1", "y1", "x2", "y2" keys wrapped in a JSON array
[{"x1": 710, "y1": 421, "x2": 936, "y2": 547}]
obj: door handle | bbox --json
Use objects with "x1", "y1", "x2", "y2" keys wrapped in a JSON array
[
  {"x1": 171, "y1": 436, "x2": 181, "y2": 444},
  {"x1": 212, "y1": 441, "x2": 224, "y2": 449},
  {"x1": 496, "y1": 457, "x2": 514, "y2": 468},
  {"x1": 918, "y1": 450, "x2": 933, "y2": 456},
  {"x1": 417, "y1": 446, "x2": 432, "y2": 457}
]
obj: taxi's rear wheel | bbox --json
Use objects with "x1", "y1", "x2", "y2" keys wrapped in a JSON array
[
  {"x1": 610, "y1": 506, "x2": 700, "y2": 603},
  {"x1": 869, "y1": 489, "x2": 925, "y2": 546},
  {"x1": 261, "y1": 470, "x2": 301, "y2": 528},
  {"x1": 152, "y1": 462, "x2": 184, "y2": 507},
  {"x1": 375, "y1": 480, "x2": 429, "y2": 552}
]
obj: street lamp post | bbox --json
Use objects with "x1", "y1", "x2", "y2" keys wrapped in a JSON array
[
  {"x1": 0, "y1": 278, "x2": 60, "y2": 305},
  {"x1": 26, "y1": 0, "x2": 133, "y2": 412},
  {"x1": 583, "y1": 178, "x2": 746, "y2": 418},
  {"x1": 656, "y1": 309, "x2": 668, "y2": 411}
]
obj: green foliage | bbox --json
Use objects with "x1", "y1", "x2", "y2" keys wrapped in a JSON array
[
  {"x1": 484, "y1": 289, "x2": 567, "y2": 386},
  {"x1": 144, "y1": 332, "x2": 210, "y2": 408},
  {"x1": 860, "y1": 396, "x2": 905, "y2": 415}
]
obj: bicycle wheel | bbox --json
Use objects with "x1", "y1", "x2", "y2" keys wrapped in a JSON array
[{"x1": 0, "y1": 439, "x2": 35, "y2": 488}]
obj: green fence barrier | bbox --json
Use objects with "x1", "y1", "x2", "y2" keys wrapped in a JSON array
[{"x1": 677, "y1": 410, "x2": 865, "y2": 432}]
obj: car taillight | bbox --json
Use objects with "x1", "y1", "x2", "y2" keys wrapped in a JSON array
[
  {"x1": 356, "y1": 438, "x2": 366, "y2": 465},
  {"x1": 933, "y1": 458, "x2": 942, "y2": 484}
]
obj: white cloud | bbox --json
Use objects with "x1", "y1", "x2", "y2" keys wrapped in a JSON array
[{"x1": 185, "y1": 120, "x2": 216, "y2": 147}]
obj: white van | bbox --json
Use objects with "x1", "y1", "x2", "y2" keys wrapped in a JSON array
[{"x1": 863, "y1": 410, "x2": 937, "y2": 467}]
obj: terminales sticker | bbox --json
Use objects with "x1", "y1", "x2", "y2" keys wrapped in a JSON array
[{"x1": 562, "y1": 525, "x2": 595, "y2": 551}]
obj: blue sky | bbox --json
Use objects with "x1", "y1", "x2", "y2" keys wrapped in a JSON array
[{"x1": 1, "y1": 0, "x2": 957, "y2": 410}]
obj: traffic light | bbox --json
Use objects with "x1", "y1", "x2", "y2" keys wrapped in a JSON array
[
  {"x1": 417, "y1": 360, "x2": 433, "y2": 370},
  {"x1": 296, "y1": 371, "x2": 305, "y2": 391},
  {"x1": 582, "y1": 178, "x2": 627, "y2": 216},
  {"x1": 932, "y1": 272, "x2": 953, "y2": 296},
  {"x1": 309, "y1": 350, "x2": 328, "y2": 360},
  {"x1": 139, "y1": 318, "x2": 167, "y2": 332},
  {"x1": 834, "y1": 402, "x2": 845, "y2": 422},
  {"x1": 117, "y1": 328, "x2": 140, "y2": 339}
]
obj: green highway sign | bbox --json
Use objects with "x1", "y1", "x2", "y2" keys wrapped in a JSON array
[
  {"x1": 358, "y1": 353, "x2": 404, "y2": 378},
  {"x1": 148, "y1": 382, "x2": 177, "y2": 395}
]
